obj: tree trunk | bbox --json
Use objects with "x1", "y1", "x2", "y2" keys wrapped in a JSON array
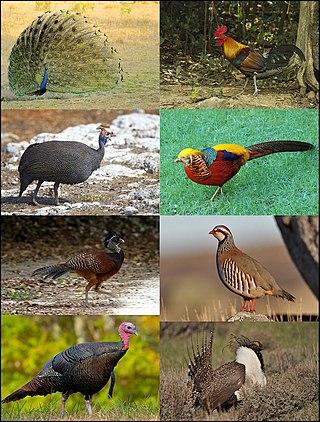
[
  {"x1": 275, "y1": 216, "x2": 319, "y2": 299},
  {"x1": 296, "y1": 1, "x2": 319, "y2": 95}
]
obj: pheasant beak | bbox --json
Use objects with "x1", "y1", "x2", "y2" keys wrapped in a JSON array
[
  {"x1": 175, "y1": 156, "x2": 191, "y2": 165},
  {"x1": 209, "y1": 229, "x2": 216, "y2": 235}
]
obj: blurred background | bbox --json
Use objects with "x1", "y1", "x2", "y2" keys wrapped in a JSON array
[{"x1": 160, "y1": 216, "x2": 318, "y2": 321}]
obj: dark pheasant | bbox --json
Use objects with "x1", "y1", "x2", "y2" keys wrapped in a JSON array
[
  {"x1": 9, "y1": 10, "x2": 123, "y2": 96},
  {"x1": 18, "y1": 126, "x2": 114, "y2": 205},
  {"x1": 215, "y1": 25, "x2": 305, "y2": 94},
  {"x1": 32, "y1": 232, "x2": 124, "y2": 305},
  {"x1": 175, "y1": 140, "x2": 314, "y2": 201},
  {"x1": 1, "y1": 322, "x2": 137, "y2": 416},
  {"x1": 187, "y1": 330, "x2": 266, "y2": 414}
]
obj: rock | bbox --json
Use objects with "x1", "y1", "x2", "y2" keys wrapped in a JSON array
[
  {"x1": 122, "y1": 206, "x2": 139, "y2": 215},
  {"x1": 227, "y1": 311, "x2": 272, "y2": 322}
]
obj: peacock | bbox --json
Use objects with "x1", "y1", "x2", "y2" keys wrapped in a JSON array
[{"x1": 8, "y1": 10, "x2": 123, "y2": 96}]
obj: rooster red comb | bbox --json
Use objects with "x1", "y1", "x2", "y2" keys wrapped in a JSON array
[{"x1": 215, "y1": 25, "x2": 228, "y2": 37}]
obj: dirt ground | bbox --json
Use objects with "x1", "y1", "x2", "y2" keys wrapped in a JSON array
[
  {"x1": 160, "y1": 52, "x2": 318, "y2": 109},
  {"x1": 1, "y1": 215, "x2": 160, "y2": 315},
  {"x1": 1, "y1": 109, "x2": 159, "y2": 216}
]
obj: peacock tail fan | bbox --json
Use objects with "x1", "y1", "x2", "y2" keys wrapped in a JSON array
[{"x1": 8, "y1": 10, "x2": 123, "y2": 96}]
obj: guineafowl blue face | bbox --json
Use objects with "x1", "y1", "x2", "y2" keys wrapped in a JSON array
[{"x1": 99, "y1": 129, "x2": 115, "y2": 145}]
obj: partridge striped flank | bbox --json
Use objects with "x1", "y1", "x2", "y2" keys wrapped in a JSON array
[{"x1": 209, "y1": 225, "x2": 295, "y2": 313}]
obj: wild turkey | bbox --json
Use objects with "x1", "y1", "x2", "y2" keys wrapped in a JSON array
[
  {"x1": 32, "y1": 232, "x2": 125, "y2": 305},
  {"x1": 187, "y1": 330, "x2": 266, "y2": 414},
  {"x1": 9, "y1": 10, "x2": 123, "y2": 96},
  {"x1": 1, "y1": 321, "x2": 137, "y2": 416},
  {"x1": 18, "y1": 125, "x2": 114, "y2": 205}
]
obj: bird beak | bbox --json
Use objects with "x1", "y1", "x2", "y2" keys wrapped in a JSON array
[
  {"x1": 119, "y1": 238, "x2": 125, "y2": 244},
  {"x1": 209, "y1": 230, "x2": 215, "y2": 235},
  {"x1": 175, "y1": 157, "x2": 182, "y2": 162}
]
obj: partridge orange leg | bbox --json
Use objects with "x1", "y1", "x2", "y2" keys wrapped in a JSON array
[
  {"x1": 210, "y1": 186, "x2": 222, "y2": 202},
  {"x1": 240, "y1": 299, "x2": 250, "y2": 312},
  {"x1": 249, "y1": 298, "x2": 257, "y2": 313}
]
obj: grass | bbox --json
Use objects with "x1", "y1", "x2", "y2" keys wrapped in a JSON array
[
  {"x1": 1, "y1": 398, "x2": 159, "y2": 421},
  {"x1": 160, "y1": 108, "x2": 319, "y2": 215},
  {"x1": 160, "y1": 322, "x2": 319, "y2": 421}
]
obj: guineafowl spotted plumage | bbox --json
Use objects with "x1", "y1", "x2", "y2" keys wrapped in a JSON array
[
  {"x1": 18, "y1": 126, "x2": 114, "y2": 205},
  {"x1": 1, "y1": 322, "x2": 137, "y2": 416},
  {"x1": 9, "y1": 10, "x2": 123, "y2": 96},
  {"x1": 32, "y1": 232, "x2": 125, "y2": 305}
]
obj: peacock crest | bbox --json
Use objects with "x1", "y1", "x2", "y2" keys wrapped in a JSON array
[{"x1": 9, "y1": 10, "x2": 123, "y2": 96}]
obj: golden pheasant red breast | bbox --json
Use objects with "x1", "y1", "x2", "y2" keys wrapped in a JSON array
[
  {"x1": 175, "y1": 140, "x2": 313, "y2": 201},
  {"x1": 32, "y1": 232, "x2": 124, "y2": 305},
  {"x1": 209, "y1": 225, "x2": 295, "y2": 313},
  {"x1": 215, "y1": 25, "x2": 305, "y2": 94}
]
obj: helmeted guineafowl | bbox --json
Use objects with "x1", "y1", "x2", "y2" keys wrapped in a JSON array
[
  {"x1": 18, "y1": 126, "x2": 114, "y2": 205},
  {"x1": 1, "y1": 321, "x2": 138, "y2": 416},
  {"x1": 9, "y1": 10, "x2": 123, "y2": 96}
]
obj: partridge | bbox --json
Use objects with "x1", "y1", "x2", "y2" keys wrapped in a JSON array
[{"x1": 209, "y1": 225, "x2": 295, "y2": 312}]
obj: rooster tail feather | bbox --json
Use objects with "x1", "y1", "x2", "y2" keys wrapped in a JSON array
[
  {"x1": 247, "y1": 141, "x2": 313, "y2": 160},
  {"x1": 266, "y1": 44, "x2": 305, "y2": 68}
]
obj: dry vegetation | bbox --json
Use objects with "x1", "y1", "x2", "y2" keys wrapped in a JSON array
[{"x1": 160, "y1": 322, "x2": 319, "y2": 421}]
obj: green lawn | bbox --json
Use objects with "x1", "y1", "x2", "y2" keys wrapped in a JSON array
[{"x1": 160, "y1": 109, "x2": 319, "y2": 215}]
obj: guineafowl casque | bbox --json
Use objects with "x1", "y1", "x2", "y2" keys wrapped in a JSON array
[
  {"x1": 1, "y1": 321, "x2": 137, "y2": 416},
  {"x1": 9, "y1": 10, "x2": 123, "y2": 96},
  {"x1": 18, "y1": 125, "x2": 114, "y2": 205}
]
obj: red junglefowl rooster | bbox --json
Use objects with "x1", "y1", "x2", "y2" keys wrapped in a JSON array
[
  {"x1": 215, "y1": 25, "x2": 305, "y2": 95},
  {"x1": 175, "y1": 141, "x2": 313, "y2": 201}
]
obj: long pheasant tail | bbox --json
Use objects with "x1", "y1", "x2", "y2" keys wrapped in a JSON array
[
  {"x1": 247, "y1": 140, "x2": 314, "y2": 160},
  {"x1": 32, "y1": 264, "x2": 70, "y2": 280}
]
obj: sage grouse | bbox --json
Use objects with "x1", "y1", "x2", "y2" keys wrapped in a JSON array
[
  {"x1": 18, "y1": 126, "x2": 114, "y2": 205},
  {"x1": 1, "y1": 322, "x2": 137, "y2": 416},
  {"x1": 187, "y1": 330, "x2": 266, "y2": 414},
  {"x1": 209, "y1": 225, "x2": 295, "y2": 312},
  {"x1": 32, "y1": 232, "x2": 124, "y2": 305},
  {"x1": 9, "y1": 10, "x2": 123, "y2": 96}
]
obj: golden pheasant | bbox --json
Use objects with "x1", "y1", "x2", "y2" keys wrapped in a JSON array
[{"x1": 175, "y1": 140, "x2": 313, "y2": 201}]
